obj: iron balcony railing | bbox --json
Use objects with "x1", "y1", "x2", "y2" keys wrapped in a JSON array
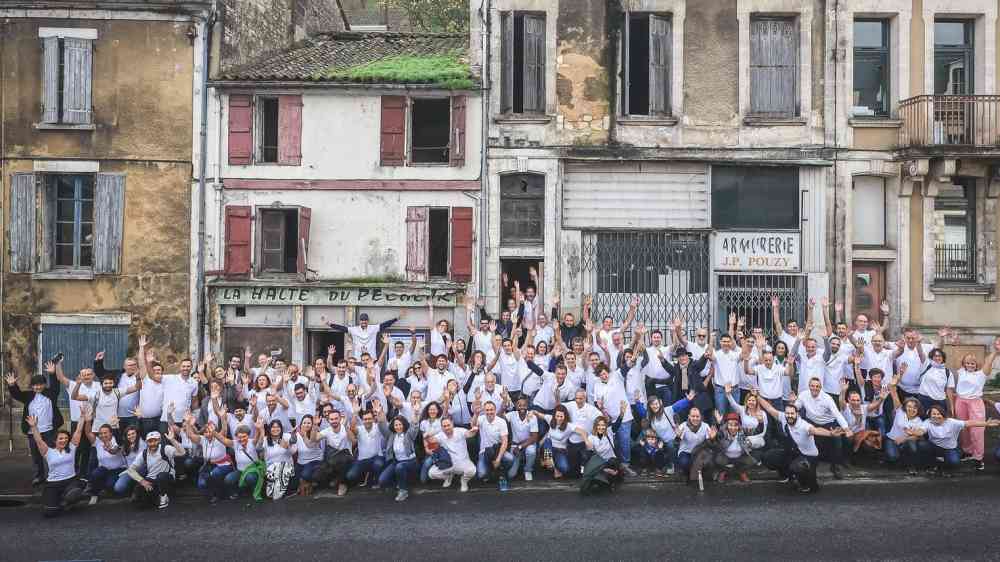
[
  {"x1": 899, "y1": 95, "x2": 1000, "y2": 148},
  {"x1": 934, "y1": 244, "x2": 976, "y2": 283}
]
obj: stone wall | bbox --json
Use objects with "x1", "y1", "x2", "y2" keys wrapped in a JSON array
[{"x1": 219, "y1": 0, "x2": 344, "y2": 71}]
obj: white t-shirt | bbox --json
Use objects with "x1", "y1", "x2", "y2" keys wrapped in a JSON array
[
  {"x1": 68, "y1": 380, "x2": 100, "y2": 422},
  {"x1": 439, "y1": 428, "x2": 472, "y2": 463},
  {"x1": 91, "y1": 390, "x2": 122, "y2": 431},
  {"x1": 895, "y1": 343, "x2": 934, "y2": 393},
  {"x1": 391, "y1": 433, "x2": 414, "y2": 461},
  {"x1": 950, "y1": 369, "x2": 986, "y2": 399},
  {"x1": 795, "y1": 391, "x2": 848, "y2": 428},
  {"x1": 712, "y1": 348, "x2": 743, "y2": 387},
  {"x1": 264, "y1": 434, "x2": 293, "y2": 465},
  {"x1": 137, "y1": 376, "x2": 164, "y2": 419},
  {"x1": 777, "y1": 413, "x2": 819, "y2": 457},
  {"x1": 46, "y1": 444, "x2": 77, "y2": 482},
  {"x1": 563, "y1": 401, "x2": 601, "y2": 444},
  {"x1": 94, "y1": 437, "x2": 125, "y2": 470},
  {"x1": 430, "y1": 330, "x2": 451, "y2": 357},
  {"x1": 387, "y1": 352, "x2": 413, "y2": 377},
  {"x1": 917, "y1": 364, "x2": 953, "y2": 401},
  {"x1": 319, "y1": 425, "x2": 351, "y2": 451},
  {"x1": 355, "y1": 424, "x2": 383, "y2": 460},
  {"x1": 922, "y1": 418, "x2": 965, "y2": 449},
  {"x1": 591, "y1": 432, "x2": 616, "y2": 461},
  {"x1": 233, "y1": 442, "x2": 260, "y2": 471},
  {"x1": 754, "y1": 363, "x2": 786, "y2": 400},
  {"x1": 886, "y1": 408, "x2": 924, "y2": 441},
  {"x1": 348, "y1": 325, "x2": 381, "y2": 358},
  {"x1": 677, "y1": 422, "x2": 709, "y2": 454},
  {"x1": 477, "y1": 415, "x2": 508, "y2": 453},
  {"x1": 797, "y1": 354, "x2": 828, "y2": 395},
  {"x1": 294, "y1": 434, "x2": 324, "y2": 464},
  {"x1": 159, "y1": 374, "x2": 198, "y2": 423},
  {"x1": 117, "y1": 373, "x2": 141, "y2": 417},
  {"x1": 505, "y1": 411, "x2": 539, "y2": 444},
  {"x1": 27, "y1": 394, "x2": 55, "y2": 433}
]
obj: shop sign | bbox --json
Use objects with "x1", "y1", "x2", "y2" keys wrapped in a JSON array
[
  {"x1": 714, "y1": 232, "x2": 800, "y2": 271},
  {"x1": 216, "y1": 286, "x2": 459, "y2": 307}
]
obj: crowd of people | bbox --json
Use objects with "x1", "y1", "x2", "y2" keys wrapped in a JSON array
[{"x1": 7, "y1": 280, "x2": 1000, "y2": 517}]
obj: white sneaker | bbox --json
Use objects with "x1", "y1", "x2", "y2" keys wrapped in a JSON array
[
  {"x1": 666, "y1": 465, "x2": 675, "y2": 475},
  {"x1": 337, "y1": 483, "x2": 347, "y2": 497},
  {"x1": 88, "y1": 495, "x2": 99, "y2": 506},
  {"x1": 524, "y1": 472, "x2": 533, "y2": 482},
  {"x1": 158, "y1": 494, "x2": 169, "y2": 509},
  {"x1": 460, "y1": 478, "x2": 470, "y2": 492},
  {"x1": 442, "y1": 475, "x2": 454, "y2": 488},
  {"x1": 394, "y1": 489, "x2": 409, "y2": 502}
]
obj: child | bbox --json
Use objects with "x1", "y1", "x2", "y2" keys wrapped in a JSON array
[{"x1": 634, "y1": 429, "x2": 666, "y2": 475}]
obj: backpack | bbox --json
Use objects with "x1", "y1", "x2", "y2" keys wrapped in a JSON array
[{"x1": 142, "y1": 440, "x2": 174, "y2": 473}]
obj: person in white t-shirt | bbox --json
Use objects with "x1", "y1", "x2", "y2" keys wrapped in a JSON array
[
  {"x1": 951, "y1": 353, "x2": 990, "y2": 470},
  {"x1": 54, "y1": 365, "x2": 100, "y2": 475},
  {"x1": 758, "y1": 401, "x2": 841, "y2": 493},
  {"x1": 674, "y1": 407, "x2": 714, "y2": 482},
  {"x1": 917, "y1": 404, "x2": 999, "y2": 476},
  {"x1": 83, "y1": 422, "x2": 127, "y2": 504},
  {"x1": 29, "y1": 409, "x2": 87, "y2": 517},
  {"x1": 892, "y1": 327, "x2": 940, "y2": 399},
  {"x1": 427, "y1": 417, "x2": 479, "y2": 492},
  {"x1": 473, "y1": 401, "x2": 513, "y2": 490},
  {"x1": 323, "y1": 313, "x2": 399, "y2": 359},
  {"x1": 504, "y1": 398, "x2": 540, "y2": 481}
]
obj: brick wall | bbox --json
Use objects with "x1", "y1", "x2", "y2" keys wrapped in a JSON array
[{"x1": 220, "y1": 0, "x2": 344, "y2": 71}]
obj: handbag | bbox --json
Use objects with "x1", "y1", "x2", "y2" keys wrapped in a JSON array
[{"x1": 746, "y1": 432, "x2": 766, "y2": 450}]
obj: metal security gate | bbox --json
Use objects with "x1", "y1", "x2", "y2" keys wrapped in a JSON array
[
  {"x1": 716, "y1": 273, "x2": 807, "y2": 337},
  {"x1": 581, "y1": 231, "x2": 711, "y2": 335}
]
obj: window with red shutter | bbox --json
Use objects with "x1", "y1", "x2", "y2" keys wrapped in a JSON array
[
  {"x1": 450, "y1": 207, "x2": 474, "y2": 282},
  {"x1": 380, "y1": 96, "x2": 407, "y2": 166},
  {"x1": 228, "y1": 95, "x2": 253, "y2": 165},
  {"x1": 450, "y1": 96, "x2": 467, "y2": 167},
  {"x1": 278, "y1": 95, "x2": 303, "y2": 166},
  {"x1": 405, "y1": 207, "x2": 428, "y2": 281},
  {"x1": 224, "y1": 205, "x2": 252, "y2": 275}
]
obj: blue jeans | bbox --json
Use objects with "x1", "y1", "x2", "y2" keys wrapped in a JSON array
[
  {"x1": 476, "y1": 451, "x2": 514, "y2": 480},
  {"x1": 676, "y1": 451, "x2": 693, "y2": 476},
  {"x1": 615, "y1": 421, "x2": 633, "y2": 464},
  {"x1": 713, "y1": 386, "x2": 733, "y2": 419},
  {"x1": 552, "y1": 448, "x2": 571, "y2": 475},
  {"x1": 921, "y1": 442, "x2": 961, "y2": 470},
  {"x1": 653, "y1": 385, "x2": 674, "y2": 407},
  {"x1": 224, "y1": 470, "x2": 258, "y2": 496},
  {"x1": 88, "y1": 466, "x2": 123, "y2": 495},
  {"x1": 296, "y1": 460, "x2": 321, "y2": 483},
  {"x1": 346, "y1": 456, "x2": 385, "y2": 486},
  {"x1": 419, "y1": 456, "x2": 435, "y2": 483},
  {"x1": 884, "y1": 439, "x2": 922, "y2": 468},
  {"x1": 197, "y1": 464, "x2": 234, "y2": 499},
  {"x1": 113, "y1": 471, "x2": 135, "y2": 496},
  {"x1": 378, "y1": 458, "x2": 418, "y2": 491},
  {"x1": 507, "y1": 444, "x2": 538, "y2": 479}
]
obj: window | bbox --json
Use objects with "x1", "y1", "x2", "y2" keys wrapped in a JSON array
[
  {"x1": 622, "y1": 13, "x2": 671, "y2": 116},
  {"x1": 852, "y1": 177, "x2": 886, "y2": 246},
  {"x1": 52, "y1": 175, "x2": 95, "y2": 268},
  {"x1": 259, "y1": 208, "x2": 298, "y2": 274},
  {"x1": 852, "y1": 20, "x2": 890, "y2": 118},
  {"x1": 501, "y1": 12, "x2": 546, "y2": 114},
  {"x1": 749, "y1": 17, "x2": 798, "y2": 118},
  {"x1": 39, "y1": 30, "x2": 94, "y2": 125},
  {"x1": 410, "y1": 98, "x2": 451, "y2": 164},
  {"x1": 935, "y1": 21, "x2": 974, "y2": 94},
  {"x1": 258, "y1": 97, "x2": 280, "y2": 163},
  {"x1": 227, "y1": 94, "x2": 302, "y2": 166},
  {"x1": 933, "y1": 181, "x2": 976, "y2": 282},
  {"x1": 405, "y1": 206, "x2": 474, "y2": 282},
  {"x1": 428, "y1": 208, "x2": 450, "y2": 277},
  {"x1": 500, "y1": 173, "x2": 544, "y2": 244},
  {"x1": 712, "y1": 166, "x2": 799, "y2": 230}
]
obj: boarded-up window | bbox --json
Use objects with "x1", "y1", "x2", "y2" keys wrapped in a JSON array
[
  {"x1": 622, "y1": 13, "x2": 671, "y2": 116},
  {"x1": 42, "y1": 322, "x2": 128, "y2": 406},
  {"x1": 712, "y1": 166, "x2": 799, "y2": 229},
  {"x1": 40, "y1": 36, "x2": 94, "y2": 124},
  {"x1": 502, "y1": 12, "x2": 546, "y2": 114},
  {"x1": 500, "y1": 173, "x2": 544, "y2": 244},
  {"x1": 852, "y1": 177, "x2": 886, "y2": 246},
  {"x1": 750, "y1": 17, "x2": 798, "y2": 118}
]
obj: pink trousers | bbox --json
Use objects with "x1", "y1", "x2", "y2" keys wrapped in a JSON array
[{"x1": 954, "y1": 396, "x2": 985, "y2": 461}]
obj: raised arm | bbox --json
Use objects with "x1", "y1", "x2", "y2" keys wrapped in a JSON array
[
  {"x1": 771, "y1": 295, "x2": 784, "y2": 335},
  {"x1": 321, "y1": 315, "x2": 349, "y2": 333},
  {"x1": 26, "y1": 416, "x2": 50, "y2": 456},
  {"x1": 821, "y1": 297, "x2": 833, "y2": 338},
  {"x1": 619, "y1": 296, "x2": 639, "y2": 333}
]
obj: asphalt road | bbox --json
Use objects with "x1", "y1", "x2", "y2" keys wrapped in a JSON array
[{"x1": 3, "y1": 477, "x2": 999, "y2": 561}]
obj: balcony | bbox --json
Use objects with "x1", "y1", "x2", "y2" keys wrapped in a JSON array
[
  {"x1": 934, "y1": 244, "x2": 976, "y2": 283},
  {"x1": 899, "y1": 95, "x2": 1000, "y2": 152}
]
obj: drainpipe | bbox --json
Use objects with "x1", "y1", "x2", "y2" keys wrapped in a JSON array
[
  {"x1": 194, "y1": 12, "x2": 215, "y2": 359},
  {"x1": 478, "y1": 0, "x2": 492, "y2": 301}
]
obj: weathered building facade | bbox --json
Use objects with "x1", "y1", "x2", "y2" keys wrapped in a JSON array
[
  {"x1": 829, "y1": 0, "x2": 1000, "y2": 358},
  {"x1": 477, "y1": 0, "x2": 832, "y2": 336},
  {"x1": 0, "y1": 1, "x2": 213, "y2": 380},
  {"x1": 200, "y1": 30, "x2": 483, "y2": 364}
]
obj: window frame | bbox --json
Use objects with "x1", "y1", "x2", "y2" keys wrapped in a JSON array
[
  {"x1": 426, "y1": 207, "x2": 451, "y2": 278},
  {"x1": 37, "y1": 29, "x2": 96, "y2": 128},
  {"x1": 852, "y1": 19, "x2": 891, "y2": 118},
  {"x1": 620, "y1": 12, "x2": 673, "y2": 118},
  {"x1": 748, "y1": 15, "x2": 800, "y2": 118},
  {"x1": 933, "y1": 19, "x2": 975, "y2": 95},
  {"x1": 932, "y1": 181, "x2": 976, "y2": 283},
  {"x1": 49, "y1": 174, "x2": 95, "y2": 270},
  {"x1": 851, "y1": 176, "x2": 887, "y2": 247},
  {"x1": 499, "y1": 173, "x2": 545, "y2": 245},
  {"x1": 408, "y1": 96, "x2": 452, "y2": 166},
  {"x1": 501, "y1": 11, "x2": 547, "y2": 115},
  {"x1": 254, "y1": 95, "x2": 281, "y2": 165},
  {"x1": 711, "y1": 165, "x2": 800, "y2": 231},
  {"x1": 255, "y1": 206, "x2": 302, "y2": 276}
]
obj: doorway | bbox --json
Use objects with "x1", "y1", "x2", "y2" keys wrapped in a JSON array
[
  {"x1": 853, "y1": 262, "x2": 886, "y2": 324},
  {"x1": 500, "y1": 258, "x2": 543, "y2": 317},
  {"x1": 307, "y1": 330, "x2": 345, "y2": 366}
]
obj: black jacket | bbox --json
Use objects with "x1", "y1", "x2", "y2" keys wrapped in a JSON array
[{"x1": 8, "y1": 374, "x2": 63, "y2": 435}]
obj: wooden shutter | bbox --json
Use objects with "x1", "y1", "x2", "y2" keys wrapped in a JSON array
[
  {"x1": 649, "y1": 15, "x2": 671, "y2": 115},
  {"x1": 10, "y1": 173, "x2": 37, "y2": 273},
  {"x1": 93, "y1": 173, "x2": 125, "y2": 274},
  {"x1": 523, "y1": 15, "x2": 546, "y2": 114},
  {"x1": 750, "y1": 18, "x2": 798, "y2": 117},
  {"x1": 501, "y1": 12, "x2": 514, "y2": 113},
  {"x1": 297, "y1": 206, "x2": 311, "y2": 276},
  {"x1": 62, "y1": 38, "x2": 93, "y2": 124},
  {"x1": 450, "y1": 207, "x2": 473, "y2": 282},
  {"x1": 380, "y1": 96, "x2": 407, "y2": 166},
  {"x1": 277, "y1": 95, "x2": 303, "y2": 166},
  {"x1": 405, "y1": 207, "x2": 428, "y2": 281},
  {"x1": 41, "y1": 37, "x2": 60, "y2": 123},
  {"x1": 621, "y1": 15, "x2": 630, "y2": 116},
  {"x1": 450, "y1": 96, "x2": 467, "y2": 167},
  {"x1": 228, "y1": 94, "x2": 254, "y2": 165},
  {"x1": 224, "y1": 206, "x2": 253, "y2": 276}
]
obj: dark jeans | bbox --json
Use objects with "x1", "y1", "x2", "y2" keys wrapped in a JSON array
[
  {"x1": 70, "y1": 422, "x2": 92, "y2": 477},
  {"x1": 884, "y1": 439, "x2": 922, "y2": 469},
  {"x1": 676, "y1": 451, "x2": 694, "y2": 478},
  {"x1": 27, "y1": 430, "x2": 56, "y2": 481},
  {"x1": 917, "y1": 395, "x2": 949, "y2": 416},
  {"x1": 566, "y1": 441, "x2": 587, "y2": 478},
  {"x1": 653, "y1": 385, "x2": 674, "y2": 407},
  {"x1": 197, "y1": 464, "x2": 234, "y2": 499},
  {"x1": 346, "y1": 456, "x2": 385, "y2": 486},
  {"x1": 633, "y1": 443, "x2": 674, "y2": 471},
  {"x1": 224, "y1": 470, "x2": 258, "y2": 496},
  {"x1": 296, "y1": 460, "x2": 322, "y2": 483},
  {"x1": 88, "y1": 466, "x2": 124, "y2": 496},
  {"x1": 134, "y1": 473, "x2": 175, "y2": 507},
  {"x1": 139, "y1": 417, "x2": 166, "y2": 438},
  {"x1": 763, "y1": 448, "x2": 819, "y2": 492},
  {"x1": 42, "y1": 477, "x2": 84, "y2": 517},
  {"x1": 920, "y1": 442, "x2": 961, "y2": 471},
  {"x1": 552, "y1": 448, "x2": 571, "y2": 475},
  {"x1": 378, "y1": 458, "x2": 418, "y2": 491},
  {"x1": 805, "y1": 418, "x2": 845, "y2": 466},
  {"x1": 181, "y1": 456, "x2": 203, "y2": 482}
]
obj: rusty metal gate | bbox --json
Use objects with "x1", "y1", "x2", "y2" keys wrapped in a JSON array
[
  {"x1": 716, "y1": 273, "x2": 807, "y2": 338},
  {"x1": 581, "y1": 231, "x2": 711, "y2": 336}
]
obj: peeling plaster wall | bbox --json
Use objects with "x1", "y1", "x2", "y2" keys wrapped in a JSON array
[{"x1": 554, "y1": 0, "x2": 610, "y2": 144}]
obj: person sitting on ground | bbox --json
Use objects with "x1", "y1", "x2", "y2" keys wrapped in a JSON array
[
  {"x1": 84, "y1": 422, "x2": 126, "y2": 505},
  {"x1": 916, "y1": 404, "x2": 999, "y2": 477},
  {"x1": 28, "y1": 409, "x2": 87, "y2": 517},
  {"x1": 578, "y1": 416, "x2": 623, "y2": 495},
  {"x1": 125, "y1": 425, "x2": 186, "y2": 509},
  {"x1": 376, "y1": 400, "x2": 421, "y2": 502},
  {"x1": 427, "y1": 417, "x2": 479, "y2": 492},
  {"x1": 758, "y1": 400, "x2": 844, "y2": 494}
]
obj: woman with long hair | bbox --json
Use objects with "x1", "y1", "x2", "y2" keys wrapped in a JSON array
[
  {"x1": 292, "y1": 414, "x2": 324, "y2": 496},
  {"x1": 28, "y1": 408, "x2": 87, "y2": 517},
  {"x1": 184, "y1": 413, "x2": 234, "y2": 504},
  {"x1": 84, "y1": 423, "x2": 126, "y2": 505},
  {"x1": 263, "y1": 419, "x2": 295, "y2": 500},
  {"x1": 917, "y1": 404, "x2": 999, "y2": 477},
  {"x1": 541, "y1": 405, "x2": 578, "y2": 478},
  {"x1": 886, "y1": 375, "x2": 927, "y2": 475},
  {"x1": 577, "y1": 416, "x2": 623, "y2": 495},
  {"x1": 949, "y1": 353, "x2": 988, "y2": 470},
  {"x1": 376, "y1": 400, "x2": 421, "y2": 502},
  {"x1": 113, "y1": 425, "x2": 146, "y2": 497},
  {"x1": 418, "y1": 401, "x2": 444, "y2": 483}
]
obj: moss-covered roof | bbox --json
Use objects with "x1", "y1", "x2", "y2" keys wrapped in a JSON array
[{"x1": 217, "y1": 32, "x2": 476, "y2": 88}]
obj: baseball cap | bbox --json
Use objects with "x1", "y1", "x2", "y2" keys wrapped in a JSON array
[{"x1": 145, "y1": 431, "x2": 162, "y2": 441}]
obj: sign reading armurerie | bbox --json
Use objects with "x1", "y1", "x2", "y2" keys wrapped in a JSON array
[
  {"x1": 215, "y1": 286, "x2": 459, "y2": 307},
  {"x1": 714, "y1": 232, "x2": 801, "y2": 271}
]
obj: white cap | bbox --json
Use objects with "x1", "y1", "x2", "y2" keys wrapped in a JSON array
[{"x1": 145, "y1": 431, "x2": 162, "y2": 441}]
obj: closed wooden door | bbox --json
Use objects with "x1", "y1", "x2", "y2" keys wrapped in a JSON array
[{"x1": 853, "y1": 262, "x2": 885, "y2": 323}]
